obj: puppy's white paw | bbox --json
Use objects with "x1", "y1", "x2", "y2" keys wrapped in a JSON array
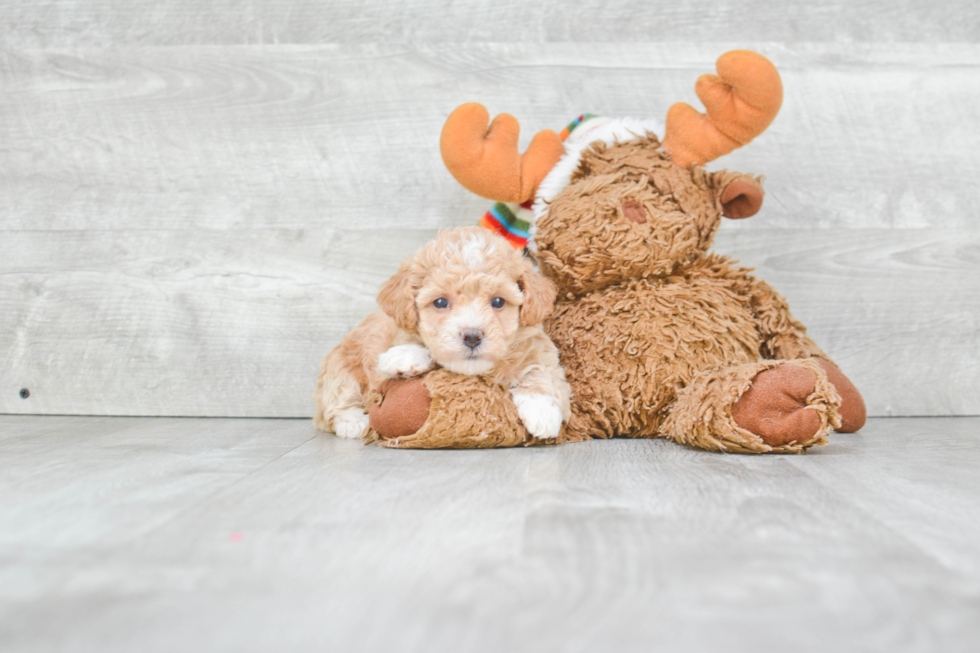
[
  {"x1": 377, "y1": 344, "x2": 434, "y2": 379},
  {"x1": 333, "y1": 408, "x2": 370, "y2": 439},
  {"x1": 512, "y1": 392, "x2": 564, "y2": 440}
]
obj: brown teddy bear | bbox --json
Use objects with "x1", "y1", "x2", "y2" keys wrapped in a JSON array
[{"x1": 369, "y1": 50, "x2": 866, "y2": 453}]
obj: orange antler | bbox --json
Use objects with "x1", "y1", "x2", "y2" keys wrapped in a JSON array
[
  {"x1": 440, "y1": 103, "x2": 565, "y2": 203},
  {"x1": 662, "y1": 50, "x2": 783, "y2": 169}
]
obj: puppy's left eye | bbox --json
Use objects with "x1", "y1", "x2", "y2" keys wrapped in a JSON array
[
  {"x1": 433, "y1": 298, "x2": 449, "y2": 309},
  {"x1": 490, "y1": 297, "x2": 505, "y2": 309}
]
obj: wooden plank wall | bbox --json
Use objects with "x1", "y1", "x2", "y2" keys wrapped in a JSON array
[{"x1": 1, "y1": 1, "x2": 978, "y2": 418}]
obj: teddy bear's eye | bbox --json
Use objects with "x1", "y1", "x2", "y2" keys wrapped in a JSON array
[
  {"x1": 490, "y1": 297, "x2": 505, "y2": 309},
  {"x1": 433, "y1": 298, "x2": 449, "y2": 309}
]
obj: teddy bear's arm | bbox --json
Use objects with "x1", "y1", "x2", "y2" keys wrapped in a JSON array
[{"x1": 746, "y1": 278, "x2": 829, "y2": 361}]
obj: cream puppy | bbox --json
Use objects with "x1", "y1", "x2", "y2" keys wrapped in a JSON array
[{"x1": 314, "y1": 227, "x2": 571, "y2": 440}]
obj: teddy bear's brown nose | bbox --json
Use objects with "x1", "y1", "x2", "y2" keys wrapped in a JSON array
[
  {"x1": 622, "y1": 200, "x2": 647, "y2": 224},
  {"x1": 462, "y1": 329, "x2": 483, "y2": 350}
]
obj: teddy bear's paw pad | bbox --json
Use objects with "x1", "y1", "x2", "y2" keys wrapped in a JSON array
[
  {"x1": 814, "y1": 359, "x2": 867, "y2": 433},
  {"x1": 333, "y1": 408, "x2": 371, "y2": 439},
  {"x1": 512, "y1": 392, "x2": 564, "y2": 440},
  {"x1": 369, "y1": 377, "x2": 432, "y2": 439},
  {"x1": 377, "y1": 344, "x2": 434, "y2": 379},
  {"x1": 731, "y1": 364, "x2": 821, "y2": 448}
]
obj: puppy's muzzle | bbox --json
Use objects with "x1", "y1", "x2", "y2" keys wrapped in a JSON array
[{"x1": 462, "y1": 329, "x2": 483, "y2": 350}]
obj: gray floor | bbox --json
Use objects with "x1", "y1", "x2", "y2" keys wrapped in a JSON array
[{"x1": 1, "y1": 416, "x2": 979, "y2": 653}]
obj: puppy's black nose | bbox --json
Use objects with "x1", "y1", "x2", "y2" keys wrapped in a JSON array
[{"x1": 462, "y1": 329, "x2": 483, "y2": 350}]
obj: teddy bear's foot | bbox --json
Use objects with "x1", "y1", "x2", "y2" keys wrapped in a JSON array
[
  {"x1": 366, "y1": 369, "x2": 535, "y2": 449},
  {"x1": 734, "y1": 360, "x2": 866, "y2": 442},
  {"x1": 812, "y1": 359, "x2": 867, "y2": 433},
  {"x1": 731, "y1": 364, "x2": 823, "y2": 447},
  {"x1": 367, "y1": 377, "x2": 432, "y2": 439},
  {"x1": 732, "y1": 365, "x2": 821, "y2": 447},
  {"x1": 664, "y1": 359, "x2": 842, "y2": 454}
]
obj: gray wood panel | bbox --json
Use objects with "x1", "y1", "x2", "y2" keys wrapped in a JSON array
[
  {"x1": 2, "y1": 1, "x2": 978, "y2": 47},
  {"x1": 1, "y1": 415, "x2": 979, "y2": 652},
  {"x1": 3, "y1": 44, "x2": 979, "y2": 231},
  {"x1": 2, "y1": 41, "x2": 979, "y2": 417}
]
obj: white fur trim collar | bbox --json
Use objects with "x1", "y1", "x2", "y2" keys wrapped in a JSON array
[{"x1": 531, "y1": 117, "x2": 665, "y2": 225}]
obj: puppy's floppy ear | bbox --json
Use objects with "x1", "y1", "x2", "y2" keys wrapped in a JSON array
[
  {"x1": 377, "y1": 260, "x2": 418, "y2": 332},
  {"x1": 518, "y1": 260, "x2": 557, "y2": 327}
]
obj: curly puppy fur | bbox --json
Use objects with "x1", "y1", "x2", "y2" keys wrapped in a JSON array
[{"x1": 314, "y1": 227, "x2": 571, "y2": 440}]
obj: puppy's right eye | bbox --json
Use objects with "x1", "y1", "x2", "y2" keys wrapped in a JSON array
[{"x1": 433, "y1": 298, "x2": 449, "y2": 309}]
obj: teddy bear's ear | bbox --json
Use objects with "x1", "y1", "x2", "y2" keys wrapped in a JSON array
[
  {"x1": 377, "y1": 260, "x2": 418, "y2": 332},
  {"x1": 518, "y1": 260, "x2": 558, "y2": 327},
  {"x1": 717, "y1": 174, "x2": 765, "y2": 220}
]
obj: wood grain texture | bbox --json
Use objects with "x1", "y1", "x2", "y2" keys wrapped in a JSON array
[
  {"x1": 2, "y1": 41, "x2": 978, "y2": 417},
  {"x1": 1, "y1": 415, "x2": 978, "y2": 652},
  {"x1": 2, "y1": 1, "x2": 978, "y2": 47},
  {"x1": 3, "y1": 44, "x2": 979, "y2": 231}
]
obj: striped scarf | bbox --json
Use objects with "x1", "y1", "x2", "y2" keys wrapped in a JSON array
[{"x1": 479, "y1": 113, "x2": 600, "y2": 249}]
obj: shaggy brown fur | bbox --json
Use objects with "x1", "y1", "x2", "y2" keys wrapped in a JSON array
[{"x1": 533, "y1": 136, "x2": 861, "y2": 451}]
